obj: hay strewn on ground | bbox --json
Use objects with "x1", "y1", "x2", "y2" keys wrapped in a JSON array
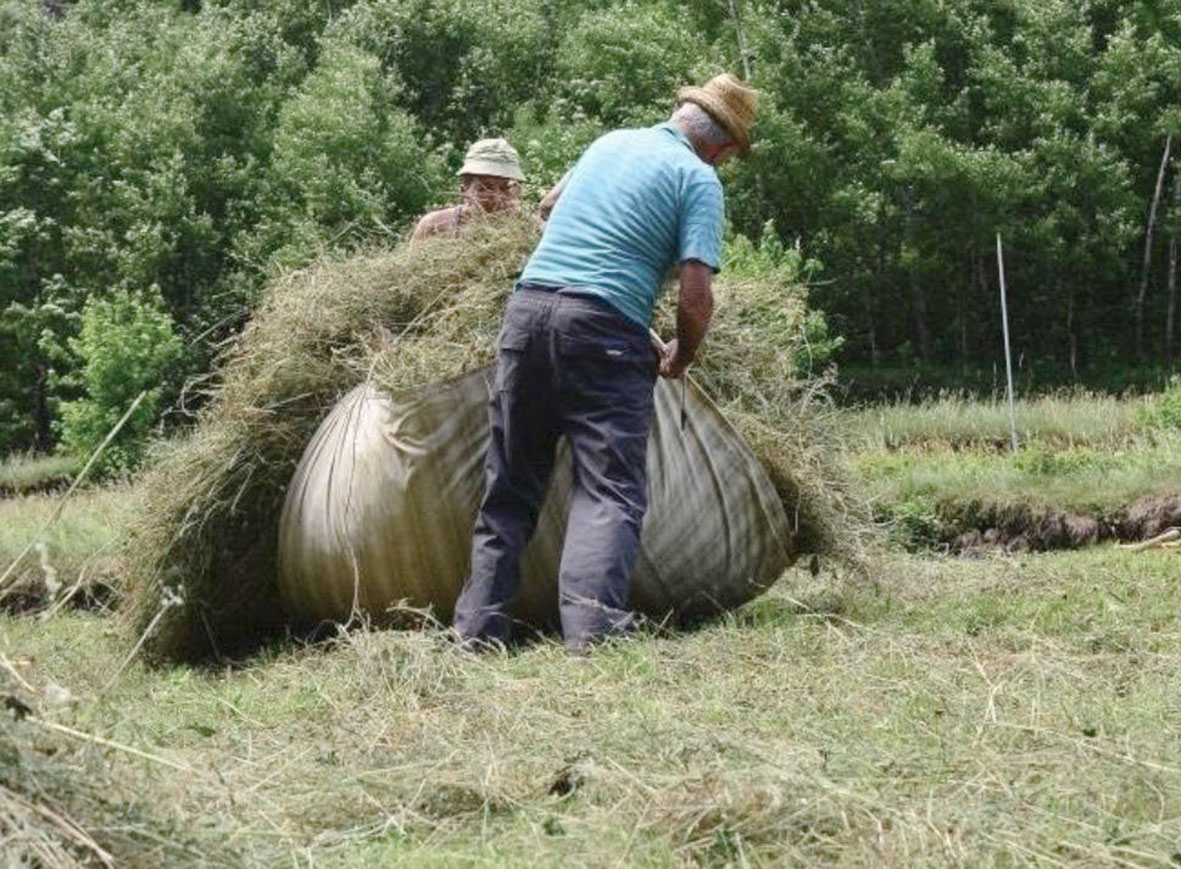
[
  {"x1": 125, "y1": 214, "x2": 870, "y2": 662},
  {"x1": 0, "y1": 690, "x2": 240, "y2": 865}
]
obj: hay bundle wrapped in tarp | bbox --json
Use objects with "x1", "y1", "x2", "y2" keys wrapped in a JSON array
[
  {"x1": 126, "y1": 215, "x2": 865, "y2": 662},
  {"x1": 279, "y1": 371, "x2": 791, "y2": 628}
]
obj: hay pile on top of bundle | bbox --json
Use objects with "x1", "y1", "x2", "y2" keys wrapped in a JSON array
[
  {"x1": 125, "y1": 217, "x2": 535, "y2": 661},
  {"x1": 125, "y1": 214, "x2": 869, "y2": 662}
]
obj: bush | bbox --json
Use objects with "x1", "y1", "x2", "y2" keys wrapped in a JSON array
[
  {"x1": 1137, "y1": 376, "x2": 1181, "y2": 431},
  {"x1": 888, "y1": 495, "x2": 944, "y2": 550},
  {"x1": 722, "y1": 224, "x2": 842, "y2": 375},
  {"x1": 56, "y1": 286, "x2": 181, "y2": 475}
]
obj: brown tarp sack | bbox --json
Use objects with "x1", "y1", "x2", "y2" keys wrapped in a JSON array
[{"x1": 278, "y1": 367, "x2": 794, "y2": 629}]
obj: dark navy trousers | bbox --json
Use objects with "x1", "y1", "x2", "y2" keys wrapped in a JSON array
[{"x1": 452, "y1": 287, "x2": 658, "y2": 649}]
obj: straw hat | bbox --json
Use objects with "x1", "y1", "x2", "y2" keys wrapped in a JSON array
[
  {"x1": 677, "y1": 73, "x2": 759, "y2": 155},
  {"x1": 458, "y1": 138, "x2": 524, "y2": 181}
]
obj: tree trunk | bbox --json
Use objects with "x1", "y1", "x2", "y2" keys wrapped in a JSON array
[
  {"x1": 32, "y1": 361, "x2": 52, "y2": 451},
  {"x1": 864, "y1": 223, "x2": 880, "y2": 366},
  {"x1": 727, "y1": 0, "x2": 752, "y2": 81},
  {"x1": 959, "y1": 255, "x2": 971, "y2": 373},
  {"x1": 1067, "y1": 283, "x2": 1078, "y2": 377},
  {"x1": 1136, "y1": 134, "x2": 1172, "y2": 363},
  {"x1": 1167, "y1": 237, "x2": 1177, "y2": 362},
  {"x1": 910, "y1": 272, "x2": 929, "y2": 361},
  {"x1": 866, "y1": 280, "x2": 879, "y2": 365},
  {"x1": 901, "y1": 187, "x2": 930, "y2": 360},
  {"x1": 1167, "y1": 173, "x2": 1180, "y2": 362}
]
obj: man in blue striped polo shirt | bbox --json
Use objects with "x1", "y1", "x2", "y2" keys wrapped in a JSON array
[{"x1": 453, "y1": 74, "x2": 758, "y2": 653}]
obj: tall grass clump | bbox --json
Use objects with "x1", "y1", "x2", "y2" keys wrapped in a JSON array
[
  {"x1": 125, "y1": 215, "x2": 868, "y2": 662},
  {"x1": 0, "y1": 452, "x2": 79, "y2": 495},
  {"x1": 846, "y1": 390, "x2": 1148, "y2": 451}
]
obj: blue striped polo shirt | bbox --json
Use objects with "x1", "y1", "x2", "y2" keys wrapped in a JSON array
[{"x1": 517, "y1": 123, "x2": 724, "y2": 328}]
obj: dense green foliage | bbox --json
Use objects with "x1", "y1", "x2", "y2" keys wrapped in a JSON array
[
  {"x1": 56, "y1": 286, "x2": 182, "y2": 473},
  {"x1": 3, "y1": 0, "x2": 1181, "y2": 455}
]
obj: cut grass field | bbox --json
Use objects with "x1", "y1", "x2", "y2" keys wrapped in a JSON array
[
  {"x1": 2, "y1": 546, "x2": 1179, "y2": 865},
  {"x1": 0, "y1": 485, "x2": 131, "y2": 604},
  {"x1": 3, "y1": 390, "x2": 1181, "y2": 864}
]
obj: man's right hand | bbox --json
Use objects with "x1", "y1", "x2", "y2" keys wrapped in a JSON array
[{"x1": 658, "y1": 338, "x2": 691, "y2": 379}]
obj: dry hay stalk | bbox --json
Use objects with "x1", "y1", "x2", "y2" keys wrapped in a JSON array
[
  {"x1": 0, "y1": 685, "x2": 241, "y2": 864},
  {"x1": 124, "y1": 214, "x2": 872, "y2": 662}
]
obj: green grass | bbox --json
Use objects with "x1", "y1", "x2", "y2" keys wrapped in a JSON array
[
  {"x1": 839, "y1": 392, "x2": 1155, "y2": 450},
  {"x1": 840, "y1": 391, "x2": 1181, "y2": 548},
  {"x1": 3, "y1": 547, "x2": 1181, "y2": 865},
  {"x1": 0, "y1": 450, "x2": 80, "y2": 494},
  {"x1": 0, "y1": 485, "x2": 132, "y2": 601},
  {"x1": 853, "y1": 435, "x2": 1181, "y2": 514}
]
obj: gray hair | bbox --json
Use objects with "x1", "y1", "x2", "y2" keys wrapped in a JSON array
[{"x1": 670, "y1": 102, "x2": 734, "y2": 149}]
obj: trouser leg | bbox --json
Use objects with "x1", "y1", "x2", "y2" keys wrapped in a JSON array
[
  {"x1": 453, "y1": 345, "x2": 558, "y2": 642},
  {"x1": 557, "y1": 356, "x2": 656, "y2": 648}
]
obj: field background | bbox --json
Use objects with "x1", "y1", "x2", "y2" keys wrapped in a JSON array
[
  {"x1": 3, "y1": 392, "x2": 1180, "y2": 866},
  {"x1": 7, "y1": 0, "x2": 1181, "y2": 469}
]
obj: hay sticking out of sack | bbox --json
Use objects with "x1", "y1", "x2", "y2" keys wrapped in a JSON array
[
  {"x1": 125, "y1": 214, "x2": 869, "y2": 663},
  {"x1": 658, "y1": 266, "x2": 876, "y2": 569}
]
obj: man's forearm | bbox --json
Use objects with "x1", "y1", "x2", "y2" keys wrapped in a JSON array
[
  {"x1": 675, "y1": 261, "x2": 714, "y2": 365},
  {"x1": 539, "y1": 179, "x2": 566, "y2": 221}
]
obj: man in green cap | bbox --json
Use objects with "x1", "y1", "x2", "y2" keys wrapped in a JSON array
[{"x1": 413, "y1": 138, "x2": 525, "y2": 241}]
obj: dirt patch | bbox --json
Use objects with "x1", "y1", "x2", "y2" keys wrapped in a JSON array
[
  {"x1": 937, "y1": 494, "x2": 1181, "y2": 553},
  {"x1": 950, "y1": 507, "x2": 1112, "y2": 554},
  {"x1": 1118, "y1": 494, "x2": 1181, "y2": 540}
]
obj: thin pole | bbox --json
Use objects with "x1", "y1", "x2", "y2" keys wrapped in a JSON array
[{"x1": 996, "y1": 233, "x2": 1019, "y2": 452}]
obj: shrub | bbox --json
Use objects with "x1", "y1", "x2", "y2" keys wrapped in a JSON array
[
  {"x1": 1137, "y1": 376, "x2": 1181, "y2": 431},
  {"x1": 56, "y1": 286, "x2": 181, "y2": 475},
  {"x1": 888, "y1": 495, "x2": 944, "y2": 550},
  {"x1": 721, "y1": 223, "x2": 842, "y2": 375}
]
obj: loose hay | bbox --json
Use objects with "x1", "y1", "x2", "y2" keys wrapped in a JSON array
[
  {"x1": 125, "y1": 214, "x2": 871, "y2": 662},
  {"x1": 0, "y1": 698, "x2": 238, "y2": 865}
]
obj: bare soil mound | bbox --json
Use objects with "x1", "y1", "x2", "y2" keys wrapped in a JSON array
[{"x1": 945, "y1": 493, "x2": 1181, "y2": 553}]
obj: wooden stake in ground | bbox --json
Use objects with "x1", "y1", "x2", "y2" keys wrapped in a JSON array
[{"x1": 996, "y1": 233, "x2": 1019, "y2": 453}]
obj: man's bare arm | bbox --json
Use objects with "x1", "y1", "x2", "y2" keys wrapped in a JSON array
[
  {"x1": 412, "y1": 208, "x2": 454, "y2": 242},
  {"x1": 538, "y1": 178, "x2": 566, "y2": 221},
  {"x1": 659, "y1": 260, "x2": 714, "y2": 379}
]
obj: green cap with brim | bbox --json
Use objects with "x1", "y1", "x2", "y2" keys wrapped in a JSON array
[{"x1": 458, "y1": 138, "x2": 524, "y2": 181}]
